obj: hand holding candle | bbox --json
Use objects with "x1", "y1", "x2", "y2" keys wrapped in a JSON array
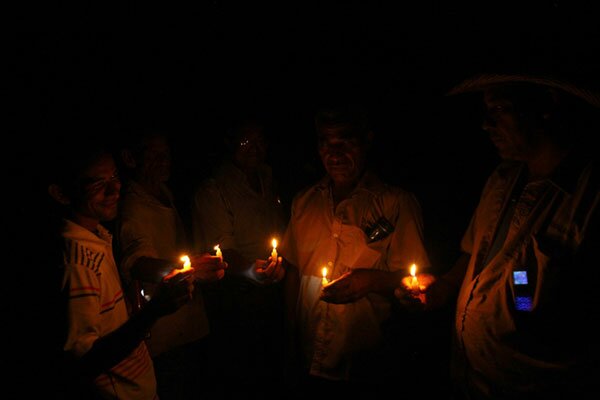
[
  {"x1": 187, "y1": 252, "x2": 227, "y2": 282},
  {"x1": 399, "y1": 263, "x2": 422, "y2": 299},
  {"x1": 399, "y1": 263, "x2": 434, "y2": 305}
]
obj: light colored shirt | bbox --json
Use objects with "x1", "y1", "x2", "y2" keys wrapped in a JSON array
[
  {"x1": 455, "y1": 157, "x2": 600, "y2": 398},
  {"x1": 192, "y1": 160, "x2": 285, "y2": 260},
  {"x1": 61, "y1": 220, "x2": 157, "y2": 400},
  {"x1": 281, "y1": 171, "x2": 430, "y2": 380},
  {"x1": 118, "y1": 181, "x2": 209, "y2": 357}
]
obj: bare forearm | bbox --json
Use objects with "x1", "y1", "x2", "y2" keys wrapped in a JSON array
[
  {"x1": 370, "y1": 270, "x2": 405, "y2": 297},
  {"x1": 77, "y1": 304, "x2": 159, "y2": 378}
]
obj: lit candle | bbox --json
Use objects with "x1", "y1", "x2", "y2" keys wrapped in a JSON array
[
  {"x1": 321, "y1": 266, "x2": 329, "y2": 285},
  {"x1": 180, "y1": 255, "x2": 192, "y2": 272},
  {"x1": 271, "y1": 238, "x2": 278, "y2": 260},
  {"x1": 409, "y1": 263, "x2": 419, "y2": 292},
  {"x1": 214, "y1": 244, "x2": 223, "y2": 261},
  {"x1": 163, "y1": 254, "x2": 193, "y2": 280}
]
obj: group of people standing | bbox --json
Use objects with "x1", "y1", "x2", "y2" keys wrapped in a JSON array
[{"x1": 51, "y1": 69, "x2": 599, "y2": 400}]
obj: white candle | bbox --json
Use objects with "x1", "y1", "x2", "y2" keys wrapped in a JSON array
[
  {"x1": 409, "y1": 263, "x2": 419, "y2": 291},
  {"x1": 214, "y1": 244, "x2": 223, "y2": 261},
  {"x1": 321, "y1": 266, "x2": 328, "y2": 285},
  {"x1": 180, "y1": 255, "x2": 192, "y2": 271},
  {"x1": 164, "y1": 254, "x2": 193, "y2": 280},
  {"x1": 271, "y1": 238, "x2": 278, "y2": 260}
]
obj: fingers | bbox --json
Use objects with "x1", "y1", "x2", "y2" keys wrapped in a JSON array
[
  {"x1": 190, "y1": 256, "x2": 227, "y2": 282},
  {"x1": 190, "y1": 254, "x2": 227, "y2": 270},
  {"x1": 394, "y1": 287, "x2": 425, "y2": 310},
  {"x1": 254, "y1": 257, "x2": 284, "y2": 283}
]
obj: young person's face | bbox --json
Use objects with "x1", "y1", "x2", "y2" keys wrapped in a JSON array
[{"x1": 73, "y1": 153, "x2": 121, "y2": 225}]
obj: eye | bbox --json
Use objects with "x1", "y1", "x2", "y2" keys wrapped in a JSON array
[
  {"x1": 83, "y1": 173, "x2": 120, "y2": 194},
  {"x1": 487, "y1": 105, "x2": 506, "y2": 114}
]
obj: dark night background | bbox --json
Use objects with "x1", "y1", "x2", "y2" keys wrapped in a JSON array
[
  {"x1": 8, "y1": 1, "x2": 600, "y2": 395},
  {"x1": 11, "y1": 2, "x2": 600, "y2": 267}
]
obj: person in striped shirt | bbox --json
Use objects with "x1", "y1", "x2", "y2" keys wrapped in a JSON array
[{"x1": 49, "y1": 141, "x2": 193, "y2": 399}]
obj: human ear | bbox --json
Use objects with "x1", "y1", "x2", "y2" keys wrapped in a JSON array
[{"x1": 48, "y1": 184, "x2": 71, "y2": 205}]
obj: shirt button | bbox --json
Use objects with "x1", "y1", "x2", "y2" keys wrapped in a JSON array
[{"x1": 333, "y1": 233, "x2": 339, "y2": 238}]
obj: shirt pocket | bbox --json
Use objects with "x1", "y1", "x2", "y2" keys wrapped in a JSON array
[{"x1": 337, "y1": 224, "x2": 382, "y2": 269}]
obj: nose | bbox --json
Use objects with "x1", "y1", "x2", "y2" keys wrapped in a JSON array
[
  {"x1": 105, "y1": 179, "x2": 121, "y2": 196},
  {"x1": 321, "y1": 141, "x2": 346, "y2": 154}
]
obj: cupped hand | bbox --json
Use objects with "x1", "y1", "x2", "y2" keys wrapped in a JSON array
[
  {"x1": 394, "y1": 273, "x2": 451, "y2": 311},
  {"x1": 189, "y1": 253, "x2": 227, "y2": 282},
  {"x1": 254, "y1": 256, "x2": 285, "y2": 284},
  {"x1": 151, "y1": 270, "x2": 194, "y2": 317},
  {"x1": 319, "y1": 269, "x2": 373, "y2": 304}
]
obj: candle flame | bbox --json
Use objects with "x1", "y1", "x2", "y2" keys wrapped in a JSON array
[
  {"x1": 164, "y1": 254, "x2": 193, "y2": 281},
  {"x1": 271, "y1": 238, "x2": 278, "y2": 249},
  {"x1": 180, "y1": 255, "x2": 192, "y2": 271},
  {"x1": 410, "y1": 263, "x2": 417, "y2": 278},
  {"x1": 213, "y1": 244, "x2": 223, "y2": 260},
  {"x1": 322, "y1": 267, "x2": 328, "y2": 279}
]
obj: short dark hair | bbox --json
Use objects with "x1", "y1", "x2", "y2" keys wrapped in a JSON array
[
  {"x1": 50, "y1": 147, "x2": 112, "y2": 197},
  {"x1": 314, "y1": 103, "x2": 370, "y2": 139}
]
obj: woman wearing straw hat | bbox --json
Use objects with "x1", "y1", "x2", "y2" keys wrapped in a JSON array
[{"x1": 396, "y1": 72, "x2": 600, "y2": 399}]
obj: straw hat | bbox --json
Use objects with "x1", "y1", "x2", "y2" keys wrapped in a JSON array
[{"x1": 447, "y1": 72, "x2": 600, "y2": 109}]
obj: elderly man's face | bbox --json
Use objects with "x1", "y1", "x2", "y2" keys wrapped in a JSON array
[
  {"x1": 317, "y1": 124, "x2": 368, "y2": 187},
  {"x1": 481, "y1": 87, "x2": 542, "y2": 161}
]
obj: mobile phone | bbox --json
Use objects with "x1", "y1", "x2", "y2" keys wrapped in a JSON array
[{"x1": 513, "y1": 270, "x2": 532, "y2": 312}]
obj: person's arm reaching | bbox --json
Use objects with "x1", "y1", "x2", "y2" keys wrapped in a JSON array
[{"x1": 78, "y1": 272, "x2": 193, "y2": 378}]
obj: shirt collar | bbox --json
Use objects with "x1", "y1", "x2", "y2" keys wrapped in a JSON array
[
  {"x1": 496, "y1": 153, "x2": 592, "y2": 195},
  {"x1": 314, "y1": 170, "x2": 387, "y2": 196},
  {"x1": 63, "y1": 219, "x2": 112, "y2": 244}
]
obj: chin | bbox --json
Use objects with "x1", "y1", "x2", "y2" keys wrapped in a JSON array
[{"x1": 102, "y1": 207, "x2": 119, "y2": 221}]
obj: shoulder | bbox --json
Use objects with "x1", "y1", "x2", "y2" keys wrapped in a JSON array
[
  {"x1": 365, "y1": 177, "x2": 420, "y2": 206},
  {"x1": 62, "y1": 237, "x2": 107, "y2": 273},
  {"x1": 292, "y1": 181, "x2": 324, "y2": 203}
]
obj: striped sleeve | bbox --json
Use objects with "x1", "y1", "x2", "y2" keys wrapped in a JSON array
[{"x1": 62, "y1": 239, "x2": 106, "y2": 358}]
